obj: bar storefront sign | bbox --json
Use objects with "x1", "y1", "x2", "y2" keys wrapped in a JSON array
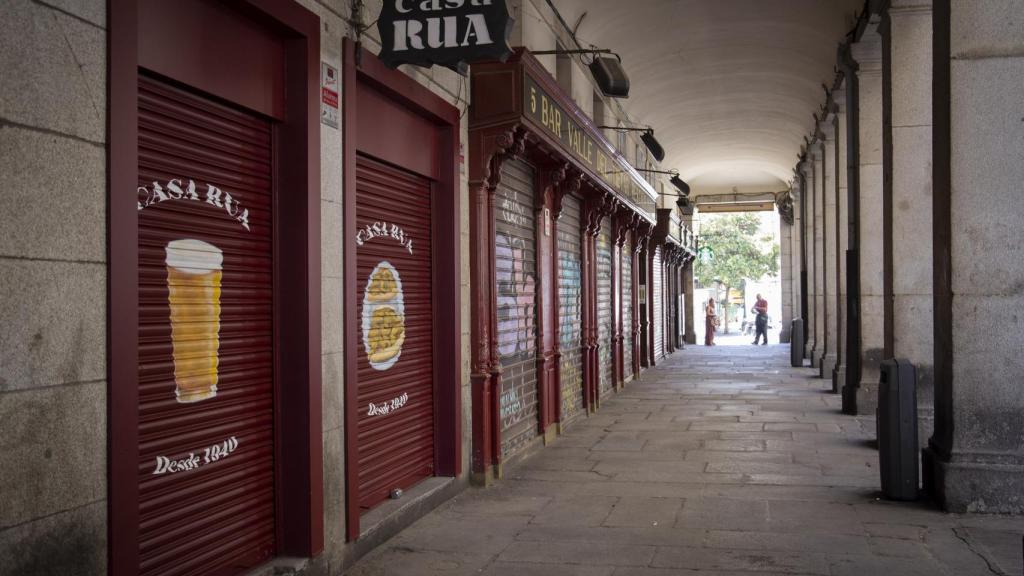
[{"x1": 523, "y1": 74, "x2": 656, "y2": 216}]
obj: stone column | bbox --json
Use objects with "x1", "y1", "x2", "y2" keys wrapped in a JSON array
[
  {"x1": 681, "y1": 262, "x2": 695, "y2": 345},
  {"x1": 925, "y1": 0, "x2": 1024, "y2": 514},
  {"x1": 779, "y1": 213, "x2": 793, "y2": 343},
  {"x1": 790, "y1": 182, "x2": 803, "y2": 342},
  {"x1": 833, "y1": 85, "x2": 850, "y2": 393},
  {"x1": 883, "y1": 0, "x2": 935, "y2": 449},
  {"x1": 811, "y1": 143, "x2": 826, "y2": 368},
  {"x1": 682, "y1": 214, "x2": 697, "y2": 345},
  {"x1": 848, "y1": 24, "x2": 885, "y2": 414},
  {"x1": 801, "y1": 158, "x2": 817, "y2": 361},
  {"x1": 820, "y1": 117, "x2": 839, "y2": 378}
]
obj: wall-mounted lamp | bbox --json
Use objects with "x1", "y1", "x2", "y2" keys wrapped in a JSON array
[
  {"x1": 599, "y1": 125, "x2": 665, "y2": 162},
  {"x1": 634, "y1": 168, "x2": 692, "y2": 214},
  {"x1": 634, "y1": 168, "x2": 689, "y2": 196},
  {"x1": 532, "y1": 48, "x2": 630, "y2": 98}
]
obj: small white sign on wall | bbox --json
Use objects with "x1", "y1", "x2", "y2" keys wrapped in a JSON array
[{"x1": 321, "y1": 62, "x2": 339, "y2": 129}]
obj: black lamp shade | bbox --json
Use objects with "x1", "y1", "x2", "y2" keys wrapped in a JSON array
[
  {"x1": 589, "y1": 56, "x2": 630, "y2": 98},
  {"x1": 641, "y1": 130, "x2": 665, "y2": 162},
  {"x1": 676, "y1": 196, "x2": 694, "y2": 215},
  {"x1": 670, "y1": 174, "x2": 690, "y2": 195}
]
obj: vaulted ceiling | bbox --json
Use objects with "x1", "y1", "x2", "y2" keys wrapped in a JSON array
[{"x1": 553, "y1": 0, "x2": 862, "y2": 195}]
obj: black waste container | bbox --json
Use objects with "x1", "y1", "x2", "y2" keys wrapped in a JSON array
[
  {"x1": 878, "y1": 359, "x2": 919, "y2": 501},
  {"x1": 790, "y1": 319, "x2": 804, "y2": 367}
]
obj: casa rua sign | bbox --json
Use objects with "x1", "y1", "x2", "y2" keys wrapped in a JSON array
[{"x1": 376, "y1": 0, "x2": 514, "y2": 75}]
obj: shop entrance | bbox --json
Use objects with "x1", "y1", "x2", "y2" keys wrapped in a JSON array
[
  {"x1": 342, "y1": 40, "x2": 461, "y2": 539},
  {"x1": 110, "y1": 1, "x2": 322, "y2": 574},
  {"x1": 354, "y1": 156, "x2": 436, "y2": 511}
]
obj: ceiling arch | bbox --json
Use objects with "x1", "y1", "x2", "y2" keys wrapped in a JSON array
[{"x1": 551, "y1": 0, "x2": 862, "y2": 195}]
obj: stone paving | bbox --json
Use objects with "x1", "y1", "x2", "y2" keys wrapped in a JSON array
[{"x1": 346, "y1": 343, "x2": 1023, "y2": 575}]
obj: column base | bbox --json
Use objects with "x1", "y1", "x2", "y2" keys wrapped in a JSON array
[
  {"x1": 832, "y1": 364, "x2": 846, "y2": 394},
  {"x1": 819, "y1": 353, "x2": 837, "y2": 380},
  {"x1": 855, "y1": 379, "x2": 879, "y2": 415},
  {"x1": 924, "y1": 447, "x2": 1024, "y2": 514},
  {"x1": 542, "y1": 426, "x2": 558, "y2": 446},
  {"x1": 779, "y1": 326, "x2": 792, "y2": 344},
  {"x1": 807, "y1": 341, "x2": 819, "y2": 366},
  {"x1": 470, "y1": 466, "x2": 497, "y2": 487}
]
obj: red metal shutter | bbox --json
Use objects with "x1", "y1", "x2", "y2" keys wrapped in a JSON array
[
  {"x1": 495, "y1": 159, "x2": 539, "y2": 458},
  {"x1": 653, "y1": 246, "x2": 665, "y2": 360},
  {"x1": 622, "y1": 237, "x2": 633, "y2": 382},
  {"x1": 137, "y1": 75, "x2": 275, "y2": 576},
  {"x1": 557, "y1": 194, "x2": 584, "y2": 425},
  {"x1": 355, "y1": 155, "x2": 435, "y2": 510},
  {"x1": 597, "y1": 219, "x2": 614, "y2": 399}
]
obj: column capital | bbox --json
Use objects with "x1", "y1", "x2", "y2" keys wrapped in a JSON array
[
  {"x1": 819, "y1": 113, "x2": 838, "y2": 139},
  {"x1": 851, "y1": 29, "x2": 883, "y2": 77},
  {"x1": 775, "y1": 190, "x2": 795, "y2": 225},
  {"x1": 887, "y1": 0, "x2": 932, "y2": 17}
]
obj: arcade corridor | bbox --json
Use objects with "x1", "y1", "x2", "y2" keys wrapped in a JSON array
[
  {"x1": 347, "y1": 344, "x2": 1023, "y2": 575},
  {"x1": 3, "y1": 0, "x2": 1022, "y2": 573}
]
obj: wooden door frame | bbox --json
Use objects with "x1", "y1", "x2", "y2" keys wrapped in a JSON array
[
  {"x1": 108, "y1": 1, "x2": 322, "y2": 573},
  {"x1": 342, "y1": 39, "x2": 462, "y2": 541}
]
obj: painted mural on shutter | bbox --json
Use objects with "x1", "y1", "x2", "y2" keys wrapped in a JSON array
[
  {"x1": 355, "y1": 155, "x2": 435, "y2": 511},
  {"x1": 653, "y1": 245, "x2": 665, "y2": 360},
  {"x1": 597, "y1": 218, "x2": 614, "y2": 399},
  {"x1": 137, "y1": 75, "x2": 276, "y2": 575},
  {"x1": 495, "y1": 159, "x2": 539, "y2": 458},
  {"x1": 622, "y1": 236, "x2": 633, "y2": 382},
  {"x1": 558, "y1": 194, "x2": 584, "y2": 425}
]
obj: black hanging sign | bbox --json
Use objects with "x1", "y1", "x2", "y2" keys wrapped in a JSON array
[{"x1": 376, "y1": 0, "x2": 514, "y2": 74}]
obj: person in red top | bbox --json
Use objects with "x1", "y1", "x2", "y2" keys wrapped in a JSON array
[{"x1": 752, "y1": 294, "x2": 769, "y2": 345}]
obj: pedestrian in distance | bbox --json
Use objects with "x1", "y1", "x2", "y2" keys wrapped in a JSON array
[
  {"x1": 705, "y1": 297, "x2": 717, "y2": 346},
  {"x1": 752, "y1": 293, "x2": 769, "y2": 345}
]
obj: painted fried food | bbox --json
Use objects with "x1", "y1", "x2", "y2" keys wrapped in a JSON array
[
  {"x1": 367, "y1": 306, "x2": 406, "y2": 363},
  {"x1": 366, "y1": 266, "x2": 398, "y2": 301}
]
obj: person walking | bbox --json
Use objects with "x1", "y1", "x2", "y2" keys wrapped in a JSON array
[
  {"x1": 705, "y1": 297, "x2": 717, "y2": 346},
  {"x1": 752, "y1": 293, "x2": 769, "y2": 345}
]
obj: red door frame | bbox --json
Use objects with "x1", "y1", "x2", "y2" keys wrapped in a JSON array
[
  {"x1": 341, "y1": 39, "x2": 462, "y2": 541},
  {"x1": 108, "y1": 1, "x2": 322, "y2": 573}
]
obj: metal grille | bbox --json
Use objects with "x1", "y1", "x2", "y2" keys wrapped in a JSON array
[
  {"x1": 653, "y1": 245, "x2": 665, "y2": 360},
  {"x1": 137, "y1": 75, "x2": 275, "y2": 576},
  {"x1": 557, "y1": 194, "x2": 584, "y2": 425},
  {"x1": 597, "y1": 219, "x2": 614, "y2": 399},
  {"x1": 495, "y1": 159, "x2": 539, "y2": 458},
  {"x1": 355, "y1": 155, "x2": 435, "y2": 511},
  {"x1": 622, "y1": 237, "x2": 633, "y2": 381}
]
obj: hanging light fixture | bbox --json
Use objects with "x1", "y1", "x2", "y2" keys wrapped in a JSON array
[
  {"x1": 532, "y1": 48, "x2": 630, "y2": 98},
  {"x1": 599, "y1": 125, "x2": 665, "y2": 162},
  {"x1": 634, "y1": 168, "x2": 689, "y2": 196},
  {"x1": 670, "y1": 174, "x2": 690, "y2": 196}
]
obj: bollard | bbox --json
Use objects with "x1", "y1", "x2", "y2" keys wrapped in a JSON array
[
  {"x1": 878, "y1": 359, "x2": 919, "y2": 501},
  {"x1": 790, "y1": 318, "x2": 804, "y2": 367}
]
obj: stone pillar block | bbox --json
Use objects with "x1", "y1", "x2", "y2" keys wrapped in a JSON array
[{"x1": 928, "y1": 0, "x2": 1024, "y2": 513}]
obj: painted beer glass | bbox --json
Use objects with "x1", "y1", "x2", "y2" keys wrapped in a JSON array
[{"x1": 165, "y1": 238, "x2": 223, "y2": 402}]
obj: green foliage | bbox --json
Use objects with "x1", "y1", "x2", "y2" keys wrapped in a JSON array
[{"x1": 695, "y1": 213, "x2": 779, "y2": 291}]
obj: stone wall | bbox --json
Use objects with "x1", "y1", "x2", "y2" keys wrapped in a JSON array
[{"x1": 0, "y1": 0, "x2": 108, "y2": 573}]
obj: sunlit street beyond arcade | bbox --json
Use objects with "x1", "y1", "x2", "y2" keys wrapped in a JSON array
[{"x1": 347, "y1": 343, "x2": 1024, "y2": 575}]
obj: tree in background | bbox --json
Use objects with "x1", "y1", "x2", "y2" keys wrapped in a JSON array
[{"x1": 694, "y1": 213, "x2": 779, "y2": 333}]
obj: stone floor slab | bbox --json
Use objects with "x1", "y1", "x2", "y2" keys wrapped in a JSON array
[{"x1": 345, "y1": 344, "x2": 1018, "y2": 576}]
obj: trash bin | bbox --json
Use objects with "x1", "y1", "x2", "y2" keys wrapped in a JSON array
[{"x1": 878, "y1": 359, "x2": 919, "y2": 501}]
